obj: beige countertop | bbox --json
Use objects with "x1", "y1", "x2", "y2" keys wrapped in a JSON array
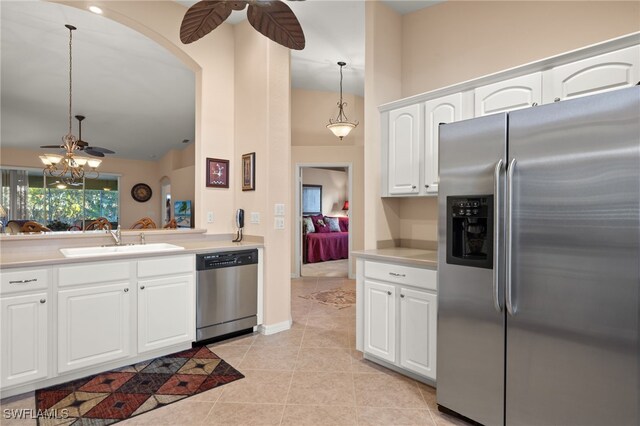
[
  {"x1": 352, "y1": 248, "x2": 438, "y2": 270},
  {"x1": 0, "y1": 235, "x2": 263, "y2": 269}
]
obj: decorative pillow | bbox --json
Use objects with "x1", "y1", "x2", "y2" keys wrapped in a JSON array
[
  {"x1": 303, "y1": 217, "x2": 315, "y2": 233},
  {"x1": 325, "y1": 217, "x2": 341, "y2": 232},
  {"x1": 339, "y1": 216, "x2": 349, "y2": 232},
  {"x1": 312, "y1": 214, "x2": 330, "y2": 233}
]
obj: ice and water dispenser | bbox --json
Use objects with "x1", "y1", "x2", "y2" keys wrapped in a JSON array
[{"x1": 446, "y1": 196, "x2": 493, "y2": 269}]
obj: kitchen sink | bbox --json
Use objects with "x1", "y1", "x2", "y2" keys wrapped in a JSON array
[{"x1": 60, "y1": 243, "x2": 185, "y2": 258}]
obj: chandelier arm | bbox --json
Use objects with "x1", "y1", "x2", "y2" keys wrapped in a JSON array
[{"x1": 68, "y1": 26, "x2": 73, "y2": 137}]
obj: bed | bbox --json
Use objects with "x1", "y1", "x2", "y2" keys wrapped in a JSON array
[{"x1": 303, "y1": 216, "x2": 349, "y2": 264}]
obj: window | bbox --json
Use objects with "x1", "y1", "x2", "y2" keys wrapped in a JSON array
[
  {"x1": 0, "y1": 168, "x2": 119, "y2": 231},
  {"x1": 302, "y1": 184, "x2": 322, "y2": 215}
]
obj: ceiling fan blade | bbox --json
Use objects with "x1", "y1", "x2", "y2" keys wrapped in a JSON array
[
  {"x1": 86, "y1": 146, "x2": 115, "y2": 154},
  {"x1": 76, "y1": 139, "x2": 88, "y2": 148},
  {"x1": 40, "y1": 145, "x2": 64, "y2": 149},
  {"x1": 84, "y1": 149, "x2": 105, "y2": 157},
  {"x1": 247, "y1": 1, "x2": 305, "y2": 50},
  {"x1": 180, "y1": 1, "x2": 244, "y2": 44}
]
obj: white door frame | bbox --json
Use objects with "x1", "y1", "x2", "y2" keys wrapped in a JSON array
[{"x1": 294, "y1": 162, "x2": 354, "y2": 279}]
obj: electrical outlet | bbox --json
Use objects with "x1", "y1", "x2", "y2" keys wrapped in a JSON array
[
  {"x1": 274, "y1": 217, "x2": 285, "y2": 230},
  {"x1": 250, "y1": 212, "x2": 260, "y2": 224},
  {"x1": 274, "y1": 203, "x2": 285, "y2": 216},
  {"x1": 207, "y1": 211, "x2": 214, "y2": 223}
]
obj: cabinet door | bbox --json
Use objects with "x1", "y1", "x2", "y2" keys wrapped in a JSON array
[
  {"x1": 138, "y1": 274, "x2": 194, "y2": 353},
  {"x1": 544, "y1": 45, "x2": 640, "y2": 103},
  {"x1": 424, "y1": 93, "x2": 462, "y2": 194},
  {"x1": 475, "y1": 72, "x2": 542, "y2": 116},
  {"x1": 0, "y1": 293, "x2": 48, "y2": 387},
  {"x1": 58, "y1": 282, "x2": 130, "y2": 373},
  {"x1": 388, "y1": 104, "x2": 421, "y2": 195},
  {"x1": 400, "y1": 287, "x2": 437, "y2": 380},
  {"x1": 363, "y1": 280, "x2": 396, "y2": 362}
]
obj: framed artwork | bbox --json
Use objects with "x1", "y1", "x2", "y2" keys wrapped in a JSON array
[
  {"x1": 206, "y1": 158, "x2": 229, "y2": 188},
  {"x1": 174, "y1": 200, "x2": 192, "y2": 228},
  {"x1": 242, "y1": 152, "x2": 256, "y2": 191},
  {"x1": 302, "y1": 184, "x2": 322, "y2": 215}
]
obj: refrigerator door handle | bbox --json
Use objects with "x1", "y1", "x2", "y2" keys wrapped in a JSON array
[
  {"x1": 505, "y1": 158, "x2": 517, "y2": 316},
  {"x1": 492, "y1": 159, "x2": 504, "y2": 313}
]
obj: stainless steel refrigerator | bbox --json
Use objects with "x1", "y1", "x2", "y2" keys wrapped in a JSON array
[{"x1": 437, "y1": 86, "x2": 639, "y2": 426}]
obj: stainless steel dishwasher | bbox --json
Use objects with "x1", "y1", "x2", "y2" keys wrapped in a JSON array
[{"x1": 195, "y1": 249, "x2": 258, "y2": 342}]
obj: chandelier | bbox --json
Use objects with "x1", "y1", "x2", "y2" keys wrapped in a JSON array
[
  {"x1": 327, "y1": 61, "x2": 358, "y2": 140},
  {"x1": 40, "y1": 24, "x2": 101, "y2": 184}
]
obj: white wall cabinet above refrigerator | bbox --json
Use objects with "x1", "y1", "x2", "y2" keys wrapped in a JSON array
[{"x1": 380, "y1": 34, "x2": 640, "y2": 197}]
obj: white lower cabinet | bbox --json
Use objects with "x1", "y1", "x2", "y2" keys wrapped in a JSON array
[
  {"x1": 57, "y1": 281, "x2": 131, "y2": 373},
  {"x1": 399, "y1": 287, "x2": 437, "y2": 378},
  {"x1": 0, "y1": 292, "x2": 49, "y2": 387},
  {"x1": 358, "y1": 259, "x2": 438, "y2": 382},
  {"x1": 138, "y1": 274, "x2": 194, "y2": 353},
  {"x1": 363, "y1": 280, "x2": 396, "y2": 362}
]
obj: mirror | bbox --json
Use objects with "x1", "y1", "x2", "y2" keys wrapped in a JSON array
[{"x1": 0, "y1": 2, "x2": 196, "y2": 233}]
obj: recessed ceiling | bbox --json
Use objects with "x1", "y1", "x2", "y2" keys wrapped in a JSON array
[{"x1": 1, "y1": 1, "x2": 196, "y2": 161}]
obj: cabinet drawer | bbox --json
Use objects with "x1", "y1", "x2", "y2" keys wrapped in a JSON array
[
  {"x1": 1, "y1": 268, "x2": 49, "y2": 295},
  {"x1": 58, "y1": 262, "x2": 131, "y2": 287},
  {"x1": 137, "y1": 255, "x2": 193, "y2": 278},
  {"x1": 364, "y1": 261, "x2": 436, "y2": 291}
]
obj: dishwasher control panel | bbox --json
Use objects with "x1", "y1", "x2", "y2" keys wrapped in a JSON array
[{"x1": 196, "y1": 249, "x2": 258, "y2": 270}]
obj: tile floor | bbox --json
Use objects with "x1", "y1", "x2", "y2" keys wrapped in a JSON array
[
  {"x1": 0, "y1": 277, "x2": 469, "y2": 425},
  {"x1": 300, "y1": 259, "x2": 349, "y2": 278}
]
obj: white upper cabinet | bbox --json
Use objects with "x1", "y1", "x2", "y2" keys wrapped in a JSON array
[
  {"x1": 475, "y1": 72, "x2": 542, "y2": 116},
  {"x1": 388, "y1": 104, "x2": 421, "y2": 195},
  {"x1": 423, "y1": 93, "x2": 463, "y2": 194},
  {"x1": 543, "y1": 45, "x2": 640, "y2": 103}
]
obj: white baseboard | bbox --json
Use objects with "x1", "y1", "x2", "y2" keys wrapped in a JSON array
[{"x1": 258, "y1": 319, "x2": 292, "y2": 335}]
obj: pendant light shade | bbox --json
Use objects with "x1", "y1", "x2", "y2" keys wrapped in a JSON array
[{"x1": 327, "y1": 61, "x2": 358, "y2": 140}]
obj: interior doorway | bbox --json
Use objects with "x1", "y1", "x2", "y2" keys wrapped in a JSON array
[
  {"x1": 294, "y1": 163, "x2": 353, "y2": 279},
  {"x1": 160, "y1": 176, "x2": 171, "y2": 225}
]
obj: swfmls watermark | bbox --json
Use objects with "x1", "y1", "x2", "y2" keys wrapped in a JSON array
[{"x1": 3, "y1": 408, "x2": 70, "y2": 420}]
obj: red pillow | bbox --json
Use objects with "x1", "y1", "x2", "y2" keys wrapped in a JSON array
[
  {"x1": 338, "y1": 217, "x2": 349, "y2": 232},
  {"x1": 311, "y1": 214, "x2": 330, "y2": 233}
]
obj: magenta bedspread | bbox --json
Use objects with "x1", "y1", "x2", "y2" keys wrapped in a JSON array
[{"x1": 306, "y1": 232, "x2": 349, "y2": 263}]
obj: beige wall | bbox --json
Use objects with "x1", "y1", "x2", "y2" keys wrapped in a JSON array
[
  {"x1": 364, "y1": 1, "x2": 403, "y2": 249},
  {"x1": 368, "y1": 1, "x2": 640, "y2": 246},
  {"x1": 302, "y1": 168, "x2": 348, "y2": 217},
  {"x1": 402, "y1": 1, "x2": 640, "y2": 98},
  {"x1": 292, "y1": 89, "x2": 364, "y2": 147},
  {"x1": 234, "y1": 21, "x2": 292, "y2": 327}
]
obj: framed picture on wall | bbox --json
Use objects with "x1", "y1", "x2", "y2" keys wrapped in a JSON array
[
  {"x1": 302, "y1": 184, "x2": 322, "y2": 215},
  {"x1": 206, "y1": 158, "x2": 229, "y2": 188},
  {"x1": 242, "y1": 152, "x2": 255, "y2": 191}
]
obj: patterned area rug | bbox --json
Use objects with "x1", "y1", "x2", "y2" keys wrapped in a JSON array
[
  {"x1": 299, "y1": 287, "x2": 356, "y2": 309},
  {"x1": 35, "y1": 346, "x2": 243, "y2": 425}
]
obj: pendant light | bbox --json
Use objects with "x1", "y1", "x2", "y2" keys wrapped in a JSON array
[
  {"x1": 40, "y1": 24, "x2": 101, "y2": 184},
  {"x1": 327, "y1": 61, "x2": 358, "y2": 140}
]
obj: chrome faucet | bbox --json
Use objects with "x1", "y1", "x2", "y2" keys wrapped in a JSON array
[
  {"x1": 110, "y1": 225, "x2": 122, "y2": 246},
  {"x1": 139, "y1": 232, "x2": 145, "y2": 245}
]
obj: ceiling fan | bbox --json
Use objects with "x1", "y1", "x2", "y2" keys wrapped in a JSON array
[
  {"x1": 180, "y1": 0, "x2": 305, "y2": 50},
  {"x1": 40, "y1": 115, "x2": 115, "y2": 158}
]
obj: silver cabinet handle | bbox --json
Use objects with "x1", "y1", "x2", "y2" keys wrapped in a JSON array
[
  {"x1": 9, "y1": 278, "x2": 38, "y2": 284},
  {"x1": 425, "y1": 184, "x2": 430, "y2": 188},
  {"x1": 400, "y1": 294, "x2": 405, "y2": 298},
  {"x1": 531, "y1": 102, "x2": 538, "y2": 106},
  {"x1": 412, "y1": 185, "x2": 416, "y2": 189},
  {"x1": 554, "y1": 97, "x2": 561, "y2": 102},
  {"x1": 140, "y1": 286, "x2": 145, "y2": 290},
  {"x1": 387, "y1": 291, "x2": 392, "y2": 296},
  {"x1": 505, "y1": 158, "x2": 517, "y2": 316},
  {"x1": 124, "y1": 288, "x2": 129, "y2": 293},
  {"x1": 40, "y1": 299, "x2": 46, "y2": 304},
  {"x1": 493, "y1": 159, "x2": 504, "y2": 313},
  {"x1": 389, "y1": 272, "x2": 406, "y2": 277}
]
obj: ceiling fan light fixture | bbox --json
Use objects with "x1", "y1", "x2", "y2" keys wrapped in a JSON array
[
  {"x1": 327, "y1": 61, "x2": 358, "y2": 141},
  {"x1": 73, "y1": 156, "x2": 89, "y2": 166},
  {"x1": 87, "y1": 158, "x2": 102, "y2": 168},
  {"x1": 88, "y1": 6, "x2": 103, "y2": 15},
  {"x1": 39, "y1": 155, "x2": 52, "y2": 166},
  {"x1": 45, "y1": 154, "x2": 63, "y2": 164}
]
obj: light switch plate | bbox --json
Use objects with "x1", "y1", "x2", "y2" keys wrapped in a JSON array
[
  {"x1": 274, "y1": 203, "x2": 285, "y2": 216},
  {"x1": 250, "y1": 212, "x2": 260, "y2": 224},
  {"x1": 274, "y1": 217, "x2": 285, "y2": 230},
  {"x1": 207, "y1": 211, "x2": 214, "y2": 223}
]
